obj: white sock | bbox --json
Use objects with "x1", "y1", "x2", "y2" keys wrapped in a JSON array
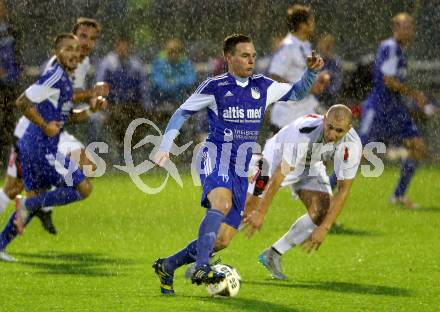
[
  {"x1": 0, "y1": 189, "x2": 10, "y2": 214},
  {"x1": 272, "y1": 213, "x2": 317, "y2": 254},
  {"x1": 41, "y1": 206, "x2": 54, "y2": 213}
]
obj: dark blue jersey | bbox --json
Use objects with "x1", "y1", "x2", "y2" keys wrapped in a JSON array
[{"x1": 369, "y1": 37, "x2": 407, "y2": 113}]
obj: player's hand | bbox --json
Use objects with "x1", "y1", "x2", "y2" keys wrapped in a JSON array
[
  {"x1": 89, "y1": 96, "x2": 108, "y2": 112},
  {"x1": 311, "y1": 72, "x2": 331, "y2": 95},
  {"x1": 414, "y1": 91, "x2": 428, "y2": 108},
  {"x1": 242, "y1": 209, "x2": 265, "y2": 238},
  {"x1": 301, "y1": 225, "x2": 329, "y2": 253},
  {"x1": 154, "y1": 150, "x2": 170, "y2": 167},
  {"x1": 307, "y1": 50, "x2": 324, "y2": 71},
  {"x1": 93, "y1": 82, "x2": 109, "y2": 97},
  {"x1": 43, "y1": 121, "x2": 63, "y2": 137}
]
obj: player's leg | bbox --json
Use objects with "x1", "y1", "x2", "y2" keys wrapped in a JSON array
[
  {"x1": 391, "y1": 136, "x2": 426, "y2": 209},
  {"x1": 36, "y1": 132, "x2": 94, "y2": 233},
  {"x1": 260, "y1": 190, "x2": 329, "y2": 279},
  {"x1": 0, "y1": 145, "x2": 25, "y2": 215},
  {"x1": 153, "y1": 188, "x2": 232, "y2": 293},
  {"x1": 0, "y1": 175, "x2": 23, "y2": 215},
  {"x1": 259, "y1": 168, "x2": 331, "y2": 279},
  {"x1": 14, "y1": 152, "x2": 91, "y2": 234},
  {"x1": 390, "y1": 111, "x2": 426, "y2": 209},
  {"x1": 274, "y1": 189, "x2": 330, "y2": 249},
  {"x1": 0, "y1": 189, "x2": 43, "y2": 261}
]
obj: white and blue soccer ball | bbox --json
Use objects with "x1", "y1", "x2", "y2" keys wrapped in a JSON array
[{"x1": 206, "y1": 264, "x2": 241, "y2": 297}]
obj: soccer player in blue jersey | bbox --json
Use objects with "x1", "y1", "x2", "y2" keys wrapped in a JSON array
[
  {"x1": 0, "y1": 33, "x2": 106, "y2": 262},
  {"x1": 152, "y1": 34, "x2": 323, "y2": 294},
  {"x1": 0, "y1": 18, "x2": 108, "y2": 235},
  {"x1": 359, "y1": 13, "x2": 430, "y2": 209}
]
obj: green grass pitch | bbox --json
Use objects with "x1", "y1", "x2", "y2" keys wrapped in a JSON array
[{"x1": 1, "y1": 167, "x2": 439, "y2": 312}]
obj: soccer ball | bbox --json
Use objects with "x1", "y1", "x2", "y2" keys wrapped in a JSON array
[{"x1": 206, "y1": 264, "x2": 241, "y2": 297}]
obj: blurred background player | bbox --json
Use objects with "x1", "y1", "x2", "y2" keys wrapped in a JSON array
[
  {"x1": 0, "y1": 33, "x2": 106, "y2": 262},
  {"x1": 268, "y1": 4, "x2": 330, "y2": 133},
  {"x1": 316, "y1": 33, "x2": 343, "y2": 111},
  {"x1": 152, "y1": 34, "x2": 323, "y2": 294},
  {"x1": 243, "y1": 105, "x2": 362, "y2": 279},
  {"x1": 0, "y1": 17, "x2": 108, "y2": 233},
  {"x1": 0, "y1": 0, "x2": 20, "y2": 167},
  {"x1": 94, "y1": 33, "x2": 149, "y2": 162},
  {"x1": 359, "y1": 13, "x2": 433, "y2": 209}
]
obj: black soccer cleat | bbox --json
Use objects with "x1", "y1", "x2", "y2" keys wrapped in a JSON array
[
  {"x1": 152, "y1": 258, "x2": 174, "y2": 295},
  {"x1": 35, "y1": 210, "x2": 57, "y2": 235},
  {"x1": 191, "y1": 264, "x2": 226, "y2": 285}
]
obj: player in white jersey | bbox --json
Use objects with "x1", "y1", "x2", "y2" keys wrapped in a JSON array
[
  {"x1": 243, "y1": 105, "x2": 362, "y2": 279},
  {"x1": 0, "y1": 18, "x2": 108, "y2": 234},
  {"x1": 268, "y1": 4, "x2": 330, "y2": 131}
]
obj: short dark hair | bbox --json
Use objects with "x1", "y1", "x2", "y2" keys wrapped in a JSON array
[
  {"x1": 223, "y1": 34, "x2": 252, "y2": 55},
  {"x1": 72, "y1": 17, "x2": 101, "y2": 35},
  {"x1": 286, "y1": 4, "x2": 312, "y2": 32},
  {"x1": 53, "y1": 33, "x2": 77, "y2": 50}
]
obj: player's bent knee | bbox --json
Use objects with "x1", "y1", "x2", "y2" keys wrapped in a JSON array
[
  {"x1": 210, "y1": 198, "x2": 232, "y2": 214},
  {"x1": 77, "y1": 179, "x2": 93, "y2": 198}
]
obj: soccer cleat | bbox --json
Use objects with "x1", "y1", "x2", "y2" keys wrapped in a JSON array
[
  {"x1": 13, "y1": 196, "x2": 28, "y2": 235},
  {"x1": 191, "y1": 264, "x2": 225, "y2": 285},
  {"x1": 184, "y1": 256, "x2": 221, "y2": 279},
  {"x1": 259, "y1": 247, "x2": 288, "y2": 280},
  {"x1": 0, "y1": 250, "x2": 18, "y2": 262},
  {"x1": 390, "y1": 196, "x2": 420, "y2": 210},
  {"x1": 152, "y1": 258, "x2": 175, "y2": 295},
  {"x1": 35, "y1": 209, "x2": 57, "y2": 235}
]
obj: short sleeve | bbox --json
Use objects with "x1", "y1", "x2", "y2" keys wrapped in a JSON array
[
  {"x1": 25, "y1": 84, "x2": 60, "y2": 105},
  {"x1": 380, "y1": 44, "x2": 398, "y2": 77}
]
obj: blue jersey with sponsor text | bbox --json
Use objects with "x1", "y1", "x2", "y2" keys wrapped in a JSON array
[{"x1": 183, "y1": 72, "x2": 301, "y2": 172}]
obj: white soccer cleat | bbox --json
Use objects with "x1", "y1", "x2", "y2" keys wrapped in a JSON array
[
  {"x1": 0, "y1": 251, "x2": 18, "y2": 262},
  {"x1": 258, "y1": 248, "x2": 288, "y2": 280}
]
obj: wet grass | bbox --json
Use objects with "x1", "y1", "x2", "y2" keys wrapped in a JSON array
[{"x1": 1, "y1": 167, "x2": 439, "y2": 311}]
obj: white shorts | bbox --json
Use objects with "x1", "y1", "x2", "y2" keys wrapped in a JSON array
[
  {"x1": 247, "y1": 142, "x2": 332, "y2": 198},
  {"x1": 58, "y1": 131, "x2": 85, "y2": 156}
]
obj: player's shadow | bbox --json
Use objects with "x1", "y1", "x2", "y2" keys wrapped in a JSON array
[
  {"x1": 13, "y1": 251, "x2": 137, "y2": 277},
  {"x1": 403, "y1": 206, "x2": 440, "y2": 213},
  {"x1": 197, "y1": 296, "x2": 301, "y2": 312},
  {"x1": 245, "y1": 280, "x2": 412, "y2": 297},
  {"x1": 328, "y1": 224, "x2": 379, "y2": 236}
]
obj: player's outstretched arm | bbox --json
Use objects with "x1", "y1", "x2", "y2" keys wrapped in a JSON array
[
  {"x1": 302, "y1": 178, "x2": 354, "y2": 253},
  {"x1": 72, "y1": 82, "x2": 110, "y2": 103},
  {"x1": 243, "y1": 160, "x2": 291, "y2": 237},
  {"x1": 154, "y1": 108, "x2": 195, "y2": 167},
  {"x1": 69, "y1": 96, "x2": 108, "y2": 124},
  {"x1": 383, "y1": 76, "x2": 428, "y2": 108}
]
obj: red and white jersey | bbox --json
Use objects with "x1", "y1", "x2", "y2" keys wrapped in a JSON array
[{"x1": 263, "y1": 114, "x2": 362, "y2": 181}]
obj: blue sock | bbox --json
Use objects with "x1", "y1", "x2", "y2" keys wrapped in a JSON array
[
  {"x1": 24, "y1": 187, "x2": 83, "y2": 214},
  {"x1": 0, "y1": 211, "x2": 34, "y2": 251},
  {"x1": 394, "y1": 159, "x2": 417, "y2": 197},
  {"x1": 165, "y1": 240, "x2": 198, "y2": 273},
  {"x1": 196, "y1": 209, "x2": 224, "y2": 268},
  {"x1": 329, "y1": 171, "x2": 337, "y2": 189}
]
